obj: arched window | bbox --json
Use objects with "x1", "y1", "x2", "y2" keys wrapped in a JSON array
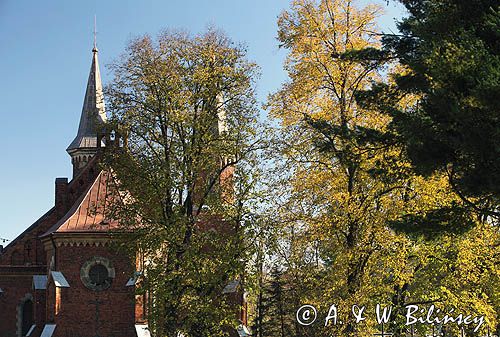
[
  {"x1": 17, "y1": 294, "x2": 34, "y2": 337},
  {"x1": 21, "y1": 299, "x2": 33, "y2": 336},
  {"x1": 11, "y1": 250, "x2": 23, "y2": 265}
]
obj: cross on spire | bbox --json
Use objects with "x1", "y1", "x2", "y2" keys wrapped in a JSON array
[
  {"x1": 93, "y1": 15, "x2": 98, "y2": 53},
  {"x1": 67, "y1": 19, "x2": 106, "y2": 177}
]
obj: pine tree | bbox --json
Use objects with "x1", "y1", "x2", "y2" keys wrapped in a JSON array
[{"x1": 357, "y1": 0, "x2": 500, "y2": 219}]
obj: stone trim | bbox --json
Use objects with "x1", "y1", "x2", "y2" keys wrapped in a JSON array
[
  {"x1": 42, "y1": 236, "x2": 111, "y2": 250},
  {"x1": 55, "y1": 240, "x2": 110, "y2": 247}
]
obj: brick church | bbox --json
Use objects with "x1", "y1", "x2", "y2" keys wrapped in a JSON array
[
  {"x1": 0, "y1": 38, "x2": 249, "y2": 337},
  {"x1": 0, "y1": 43, "x2": 148, "y2": 337}
]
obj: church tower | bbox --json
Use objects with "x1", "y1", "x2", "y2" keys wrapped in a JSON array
[
  {"x1": 0, "y1": 38, "x2": 140, "y2": 337},
  {"x1": 66, "y1": 43, "x2": 106, "y2": 178}
]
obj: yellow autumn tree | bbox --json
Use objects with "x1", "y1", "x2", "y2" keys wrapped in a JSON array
[{"x1": 264, "y1": 0, "x2": 500, "y2": 336}]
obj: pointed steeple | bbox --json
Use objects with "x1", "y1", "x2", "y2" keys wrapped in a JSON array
[{"x1": 67, "y1": 40, "x2": 106, "y2": 177}]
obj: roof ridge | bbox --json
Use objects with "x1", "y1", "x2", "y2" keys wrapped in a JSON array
[{"x1": 2, "y1": 207, "x2": 55, "y2": 251}]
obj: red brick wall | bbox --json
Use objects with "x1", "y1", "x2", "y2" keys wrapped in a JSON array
[
  {"x1": 0, "y1": 267, "x2": 45, "y2": 337},
  {"x1": 0, "y1": 206, "x2": 55, "y2": 337},
  {"x1": 49, "y1": 244, "x2": 136, "y2": 337},
  {"x1": 0, "y1": 209, "x2": 56, "y2": 268},
  {"x1": 0, "y1": 156, "x2": 140, "y2": 337}
]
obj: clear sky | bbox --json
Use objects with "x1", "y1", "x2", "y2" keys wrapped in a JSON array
[{"x1": 0, "y1": 0, "x2": 405, "y2": 243}]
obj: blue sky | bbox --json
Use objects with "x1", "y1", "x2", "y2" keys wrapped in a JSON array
[{"x1": 0, "y1": 0, "x2": 405, "y2": 243}]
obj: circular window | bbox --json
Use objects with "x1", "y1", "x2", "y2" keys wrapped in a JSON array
[
  {"x1": 81, "y1": 256, "x2": 115, "y2": 291},
  {"x1": 89, "y1": 264, "x2": 109, "y2": 287}
]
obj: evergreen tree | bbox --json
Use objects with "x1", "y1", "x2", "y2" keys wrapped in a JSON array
[
  {"x1": 259, "y1": 266, "x2": 294, "y2": 337},
  {"x1": 357, "y1": 0, "x2": 500, "y2": 219},
  {"x1": 267, "y1": 0, "x2": 500, "y2": 335}
]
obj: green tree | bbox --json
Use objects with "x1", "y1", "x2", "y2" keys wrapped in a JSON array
[
  {"x1": 358, "y1": 0, "x2": 500, "y2": 218},
  {"x1": 252, "y1": 265, "x2": 296, "y2": 337},
  {"x1": 268, "y1": 0, "x2": 417, "y2": 335},
  {"x1": 104, "y1": 28, "x2": 260, "y2": 337},
  {"x1": 267, "y1": 0, "x2": 500, "y2": 336}
]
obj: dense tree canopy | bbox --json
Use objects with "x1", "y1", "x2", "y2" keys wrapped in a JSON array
[
  {"x1": 104, "y1": 29, "x2": 260, "y2": 337},
  {"x1": 98, "y1": 2, "x2": 500, "y2": 337},
  {"x1": 258, "y1": 0, "x2": 500, "y2": 336},
  {"x1": 358, "y1": 0, "x2": 500, "y2": 217}
]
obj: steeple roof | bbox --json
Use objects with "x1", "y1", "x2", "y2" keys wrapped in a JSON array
[{"x1": 67, "y1": 47, "x2": 106, "y2": 153}]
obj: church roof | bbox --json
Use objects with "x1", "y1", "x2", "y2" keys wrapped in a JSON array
[
  {"x1": 67, "y1": 47, "x2": 106, "y2": 152},
  {"x1": 2, "y1": 207, "x2": 55, "y2": 251},
  {"x1": 42, "y1": 170, "x2": 120, "y2": 236}
]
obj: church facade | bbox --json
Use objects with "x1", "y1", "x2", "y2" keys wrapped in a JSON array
[{"x1": 0, "y1": 45, "x2": 147, "y2": 337}]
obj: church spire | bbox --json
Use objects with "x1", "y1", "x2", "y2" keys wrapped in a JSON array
[{"x1": 67, "y1": 26, "x2": 106, "y2": 178}]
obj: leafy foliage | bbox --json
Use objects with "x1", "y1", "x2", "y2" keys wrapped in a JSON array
[
  {"x1": 104, "y1": 28, "x2": 260, "y2": 337},
  {"x1": 261, "y1": 0, "x2": 500, "y2": 336}
]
